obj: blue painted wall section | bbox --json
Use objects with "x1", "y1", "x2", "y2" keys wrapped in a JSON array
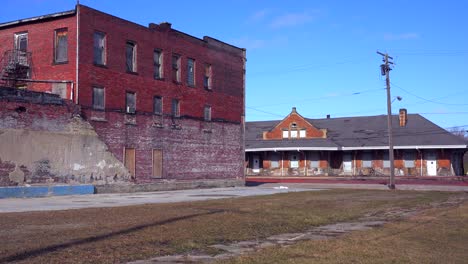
[{"x1": 0, "y1": 185, "x2": 95, "y2": 198}]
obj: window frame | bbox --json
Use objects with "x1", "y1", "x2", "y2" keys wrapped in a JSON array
[
  {"x1": 203, "y1": 63, "x2": 212, "y2": 90},
  {"x1": 125, "y1": 91, "x2": 136, "y2": 114},
  {"x1": 14, "y1": 32, "x2": 28, "y2": 52},
  {"x1": 204, "y1": 105, "x2": 211, "y2": 121},
  {"x1": 54, "y1": 28, "x2": 68, "y2": 63},
  {"x1": 125, "y1": 41, "x2": 137, "y2": 73},
  {"x1": 154, "y1": 49, "x2": 163, "y2": 79},
  {"x1": 153, "y1": 96, "x2": 163, "y2": 115},
  {"x1": 282, "y1": 130, "x2": 289, "y2": 139},
  {"x1": 187, "y1": 58, "x2": 195, "y2": 87},
  {"x1": 92, "y1": 86, "x2": 105, "y2": 110},
  {"x1": 93, "y1": 31, "x2": 106, "y2": 66},
  {"x1": 172, "y1": 54, "x2": 181, "y2": 83},
  {"x1": 403, "y1": 151, "x2": 416, "y2": 168},
  {"x1": 171, "y1": 99, "x2": 180, "y2": 117}
]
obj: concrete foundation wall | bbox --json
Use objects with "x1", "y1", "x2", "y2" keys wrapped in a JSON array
[{"x1": 0, "y1": 94, "x2": 130, "y2": 186}]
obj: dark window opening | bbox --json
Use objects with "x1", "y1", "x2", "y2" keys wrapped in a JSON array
[
  {"x1": 172, "y1": 54, "x2": 180, "y2": 82},
  {"x1": 126, "y1": 92, "x2": 136, "y2": 114},
  {"x1": 171, "y1": 99, "x2": 180, "y2": 117},
  {"x1": 126, "y1": 41, "x2": 137, "y2": 72},
  {"x1": 153, "y1": 96, "x2": 162, "y2": 115},
  {"x1": 93, "y1": 32, "x2": 106, "y2": 65},
  {"x1": 187, "y1": 58, "x2": 195, "y2": 86},
  {"x1": 54, "y1": 28, "x2": 68, "y2": 63},
  {"x1": 92, "y1": 87, "x2": 105, "y2": 110}
]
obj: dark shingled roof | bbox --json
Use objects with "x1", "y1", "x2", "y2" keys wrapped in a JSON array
[{"x1": 246, "y1": 114, "x2": 467, "y2": 151}]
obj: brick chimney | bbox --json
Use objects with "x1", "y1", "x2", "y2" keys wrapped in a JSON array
[
  {"x1": 291, "y1": 107, "x2": 297, "y2": 113},
  {"x1": 399, "y1": 108, "x2": 407, "y2": 127}
]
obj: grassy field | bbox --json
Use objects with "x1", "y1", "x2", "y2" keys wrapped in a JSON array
[
  {"x1": 0, "y1": 189, "x2": 466, "y2": 263},
  {"x1": 223, "y1": 199, "x2": 468, "y2": 264}
]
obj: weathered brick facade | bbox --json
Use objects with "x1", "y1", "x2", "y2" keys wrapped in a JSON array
[{"x1": 0, "y1": 4, "x2": 246, "y2": 184}]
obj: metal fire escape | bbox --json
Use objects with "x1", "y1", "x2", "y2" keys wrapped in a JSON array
[{"x1": 0, "y1": 49, "x2": 32, "y2": 88}]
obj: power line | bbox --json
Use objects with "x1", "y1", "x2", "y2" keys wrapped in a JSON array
[
  {"x1": 250, "y1": 88, "x2": 384, "y2": 108},
  {"x1": 392, "y1": 82, "x2": 468, "y2": 106}
]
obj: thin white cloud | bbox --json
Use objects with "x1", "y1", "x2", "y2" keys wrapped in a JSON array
[
  {"x1": 231, "y1": 37, "x2": 266, "y2": 50},
  {"x1": 270, "y1": 11, "x2": 318, "y2": 28},
  {"x1": 249, "y1": 9, "x2": 270, "y2": 22},
  {"x1": 384, "y1": 33, "x2": 420, "y2": 41}
]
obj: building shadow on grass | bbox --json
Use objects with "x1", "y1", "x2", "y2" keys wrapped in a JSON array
[{"x1": 0, "y1": 209, "x2": 225, "y2": 263}]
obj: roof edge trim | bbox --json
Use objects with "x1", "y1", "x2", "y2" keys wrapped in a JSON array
[{"x1": 0, "y1": 9, "x2": 76, "y2": 29}]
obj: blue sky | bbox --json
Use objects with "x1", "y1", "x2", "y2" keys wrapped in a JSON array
[{"x1": 1, "y1": 0, "x2": 467, "y2": 131}]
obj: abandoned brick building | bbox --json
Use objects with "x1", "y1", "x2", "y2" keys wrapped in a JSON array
[
  {"x1": 0, "y1": 4, "x2": 246, "y2": 188},
  {"x1": 245, "y1": 107, "x2": 467, "y2": 178}
]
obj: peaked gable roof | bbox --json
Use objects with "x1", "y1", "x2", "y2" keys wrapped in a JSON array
[{"x1": 246, "y1": 114, "x2": 467, "y2": 151}]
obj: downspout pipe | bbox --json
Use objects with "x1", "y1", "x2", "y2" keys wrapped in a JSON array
[{"x1": 75, "y1": 2, "x2": 80, "y2": 104}]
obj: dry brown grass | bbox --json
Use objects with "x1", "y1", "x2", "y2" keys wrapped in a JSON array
[
  {"x1": 223, "y1": 195, "x2": 468, "y2": 264},
  {"x1": 0, "y1": 189, "x2": 464, "y2": 263}
]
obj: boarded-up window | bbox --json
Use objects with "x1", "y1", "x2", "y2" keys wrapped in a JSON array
[
  {"x1": 299, "y1": 129, "x2": 306, "y2": 138},
  {"x1": 54, "y1": 28, "x2": 68, "y2": 63},
  {"x1": 92, "y1": 87, "x2": 105, "y2": 110},
  {"x1": 204, "y1": 63, "x2": 211, "y2": 89},
  {"x1": 154, "y1": 50, "x2": 162, "y2": 79},
  {"x1": 52, "y1": 83, "x2": 67, "y2": 99},
  {"x1": 172, "y1": 54, "x2": 180, "y2": 82},
  {"x1": 93, "y1": 32, "x2": 106, "y2": 65},
  {"x1": 126, "y1": 92, "x2": 136, "y2": 114},
  {"x1": 309, "y1": 152, "x2": 319, "y2": 168},
  {"x1": 124, "y1": 148, "x2": 135, "y2": 178},
  {"x1": 404, "y1": 151, "x2": 416, "y2": 168},
  {"x1": 126, "y1": 41, "x2": 137, "y2": 72},
  {"x1": 383, "y1": 152, "x2": 390, "y2": 168},
  {"x1": 152, "y1": 149, "x2": 162, "y2": 178},
  {"x1": 187, "y1": 58, "x2": 195, "y2": 86},
  {"x1": 282, "y1": 130, "x2": 288, "y2": 138},
  {"x1": 204, "y1": 105, "x2": 211, "y2": 121},
  {"x1": 153, "y1": 96, "x2": 162, "y2": 115},
  {"x1": 362, "y1": 152, "x2": 372, "y2": 167},
  {"x1": 270, "y1": 152, "x2": 280, "y2": 168},
  {"x1": 172, "y1": 99, "x2": 180, "y2": 117}
]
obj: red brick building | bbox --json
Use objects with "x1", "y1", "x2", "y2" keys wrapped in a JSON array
[
  {"x1": 246, "y1": 108, "x2": 467, "y2": 178},
  {"x1": 0, "y1": 4, "x2": 246, "y2": 185}
]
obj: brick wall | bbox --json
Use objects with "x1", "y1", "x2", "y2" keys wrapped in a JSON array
[{"x1": 0, "y1": 12, "x2": 77, "y2": 97}]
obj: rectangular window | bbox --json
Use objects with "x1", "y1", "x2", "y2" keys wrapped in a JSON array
[
  {"x1": 187, "y1": 58, "x2": 195, "y2": 86},
  {"x1": 153, "y1": 96, "x2": 162, "y2": 115},
  {"x1": 171, "y1": 99, "x2": 180, "y2": 117},
  {"x1": 126, "y1": 92, "x2": 136, "y2": 114},
  {"x1": 92, "y1": 87, "x2": 105, "y2": 110},
  {"x1": 54, "y1": 28, "x2": 68, "y2": 63},
  {"x1": 93, "y1": 32, "x2": 106, "y2": 65},
  {"x1": 404, "y1": 151, "x2": 416, "y2": 168},
  {"x1": 14, "y1": 32, "x2": 28, "y2": 51},
  {"x1": 290, "y1": 130, "x2": 298, "y2": 138},
  {"x1": 383, "y1": 152, "x2": 390, "y2": 168},
  {"x1": 154, "y1": 49, "x2": 163, "y2": 79},
  {"x1": 172, "y1": 54, "x2": 180, "y2": 82},
  {"x1": 282, "y1": 130, "x2": 288, "y2": 138},
  {"x1": 204, "y1": 105, "x2": 211, "y2": 121},
  {"x1": 204, "y1": 63, "x2": 212, "y2": 89},
  {"x1": 270, "y1": 152, "x2": 280, "y2": 168},
  {"x1": 299, "y1": 130, "x2": 306, "y2": 138},
  {"x1": 362, "y1": 152, "x2": 372, "y2": 167},
  {"x1": 126, "y1": 41, "x2": 137, "y2": 72},
  {"x1": 309, "y1": 152, "x2": 319, "y2": 168}
]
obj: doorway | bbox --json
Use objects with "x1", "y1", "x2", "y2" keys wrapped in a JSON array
[{"x1": 426, "y1": 152, "x2": 437, "y2": 176}]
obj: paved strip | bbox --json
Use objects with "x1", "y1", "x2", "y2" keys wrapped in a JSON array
[{"x1": 0, "y1": 186, "x2": 320, "y2": 213}]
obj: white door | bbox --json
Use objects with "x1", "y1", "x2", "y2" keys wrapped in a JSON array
[
  {"x1": 290, "y1": 153, "x2": 299, "y2": 168},
  {"x1": 426, "y1": 152, "x2": 437, "y2": 176},
  {"x1": 252, "y1": 155, "x2": 260, "y2": 173},
  {"x1": 343, "y1": 153, "x2": 352, "y2": 173}
]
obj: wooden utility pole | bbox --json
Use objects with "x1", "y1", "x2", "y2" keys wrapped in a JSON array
[{"x1": 377, "y1": 51, "x2": 395, "y2": 189}]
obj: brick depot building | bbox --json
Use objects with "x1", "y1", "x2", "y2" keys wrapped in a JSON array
[
  {"x1": 0, "y1": 4, "x2": 245, "y2": 187},
  {"x1": 245, "y1": 108, "x2": 467, "y2": 178}
]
